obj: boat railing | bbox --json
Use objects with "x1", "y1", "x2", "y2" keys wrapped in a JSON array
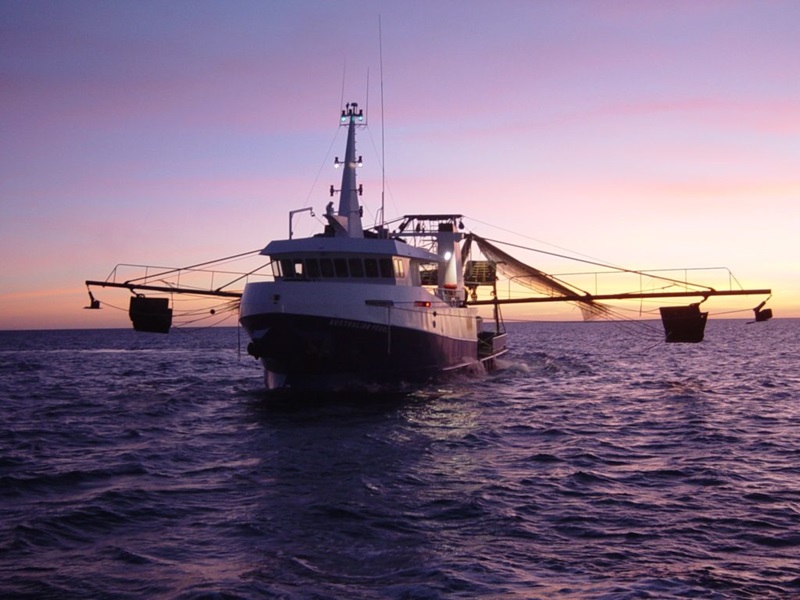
[{"x1": 103, "y1": 262, "x2": 274, "y2": 295}]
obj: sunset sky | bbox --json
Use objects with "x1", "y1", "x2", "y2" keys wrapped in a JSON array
[{"x1": 2, "y1": 0, "x2": 798, "y2": 330}]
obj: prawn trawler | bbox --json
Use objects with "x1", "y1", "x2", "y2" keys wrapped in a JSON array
[
  {"x1": 239, "y1": 103, "x2": 506, "y2": 391},
  {"x1": 85, "y1": 101, "x2": 773, "y2": 394}
]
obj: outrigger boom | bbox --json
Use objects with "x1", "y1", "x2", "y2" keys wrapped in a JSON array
[
  {"x1": 84, "y1": 279, "x2": 770, "y2": 304},
  {"x1": 84, "y1": 280, "x2": 242, "y2": 298},
  {"x1": 467, "y1": 288, "x2": 772, "y2": 306}
]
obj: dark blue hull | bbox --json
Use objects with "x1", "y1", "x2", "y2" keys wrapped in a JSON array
[{"x1": 241, "y1": 313, "x2": 487, "y2": 392}]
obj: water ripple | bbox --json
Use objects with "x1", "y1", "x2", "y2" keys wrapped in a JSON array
[{"x1": 1, "y1": 322, "x2": 799, "y2": 598}]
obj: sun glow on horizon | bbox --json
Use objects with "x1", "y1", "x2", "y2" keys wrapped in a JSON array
[{"x1": 1, "y1": 1, "x2": 798, "y2": 330}]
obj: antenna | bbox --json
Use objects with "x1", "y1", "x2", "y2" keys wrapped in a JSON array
[
  {"x1": 379, "y1": 15, "x2": 386, "y2": 231},
  {"x1": 339, "y1": 56, "x2": 346, "y2": 111}
]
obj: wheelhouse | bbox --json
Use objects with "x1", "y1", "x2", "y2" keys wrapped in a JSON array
[
  {"x1": 272, "y1": 255, "x2": 409, "y2": 283},
  {"x1": 261, "y1": 236, "x2": 439, "y2": 288}
]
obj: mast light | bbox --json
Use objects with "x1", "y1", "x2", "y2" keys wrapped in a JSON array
[{"x1": 341, "y1": 103, "x2": 364, "y2": 123}]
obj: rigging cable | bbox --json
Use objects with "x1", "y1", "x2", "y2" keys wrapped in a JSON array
[
  {"x1": 475, "y1": 234, "x2": 715, "y2": 293},
  {"x1": 302, "y1": 126, "x2": 346, "y2": 222},
  {"x1": 121, "y1": 249, "x2": 263, "y2": 285}
]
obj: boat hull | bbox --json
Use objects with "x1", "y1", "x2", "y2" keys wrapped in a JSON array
[{"x1": 240, "y1": 312, "x2": 486, "y2": 392}]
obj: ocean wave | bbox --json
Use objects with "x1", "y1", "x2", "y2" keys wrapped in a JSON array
[{"x1": 1, "y1": 322, "x2": 799, "y2": 598}]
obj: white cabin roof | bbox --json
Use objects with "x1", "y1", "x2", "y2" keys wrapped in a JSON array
[{"x1": 262, "y1": 236, "x2": 440, "y2": 262}]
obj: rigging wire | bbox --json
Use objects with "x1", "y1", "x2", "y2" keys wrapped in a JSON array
[
  {"x1": 339, "y1": 56, "x2": 346, "y2": 117},
  {"x1": 364, "y1": 126, "x2": 400, "y2": 223},
  {"x1": 379, "y1": 14, "x2": 386, "y2": 229},
  {"x1": 708, "y1": 307, "x2": 754, "y2": 317},
  {"x1": 474, "y1": 234, "x2": 715, "y2": 293},
  {"x1": 464, "y1": 214, "x2": 615, "y2": 267},
  {"x1": 214, "y1": 261, "x2": 273, "y2": 291},
  {"x1": 465, "y1": 216, "x2": 725, "y2": 296},
  {"x1": 120, "y1": 249, "x2": 263, "y2": 285},
  {"x1": 301, "y1": 126, "x2": 345, "y2": 218},
  {"x1": 174, "y1": 310, "x2": 237, "y2": 328}
]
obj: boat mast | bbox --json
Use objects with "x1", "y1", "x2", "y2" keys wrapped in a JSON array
[{"x1": 329, "y1": 103, "x2": 364, "y2": 238}]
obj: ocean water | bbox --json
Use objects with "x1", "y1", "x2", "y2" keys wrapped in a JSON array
[{"x1": 1, "y1": 320, "x2": 799, "y2": 599}]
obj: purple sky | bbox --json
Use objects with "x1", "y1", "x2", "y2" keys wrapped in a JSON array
[{"x1": 2, "y1": 1, "x2": 798, "y2": 329}]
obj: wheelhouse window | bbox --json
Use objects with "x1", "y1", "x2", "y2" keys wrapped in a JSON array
[
  {"x1": 279, "y1": 258, "x2": 304, "y2": 278},
  {"x1": 320, "y1": 258, "x2": 335, "y2": 277},
  {"x1": 364, "y1": 258, "x2": 379, "y2": 278},
  {"x1": 275, "y1": 255, "x2": 406, "y2": 282},
  {"x1": 305, "y1": 258, "x2": 320, "y2": 278},
  {"x1": 334, "y1": 258, "x2": 348, "y2": 277},
  {"x1": 348, "y1": 257, "x2": 364, "y2": 277},
  {"x1": 393, "y1": 258, "x2": 405, "y2": 278}
]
